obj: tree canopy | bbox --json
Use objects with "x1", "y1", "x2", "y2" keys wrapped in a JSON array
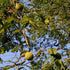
[{"x1": 0, "y1": 0, "x2": 70, "y2": 70}]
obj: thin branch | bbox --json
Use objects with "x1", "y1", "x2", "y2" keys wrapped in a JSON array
[
  {"x1": 14, "y1": 54, "x2": 25, "y2": 63},
  {"x1": 23, "y1": 30, "x2": 31, "y2": 50},
  {"x1": 7, "y1": 60, "x2": 26, "y2": 69}
]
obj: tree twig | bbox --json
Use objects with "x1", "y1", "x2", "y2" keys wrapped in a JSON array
[{"x1": 23, "y1": 30, "x2": 31, "y2": 51}]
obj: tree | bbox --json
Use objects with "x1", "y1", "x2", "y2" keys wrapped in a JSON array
[{"x1": 0, "y1": 0, "x2": 70, "y2": 70}]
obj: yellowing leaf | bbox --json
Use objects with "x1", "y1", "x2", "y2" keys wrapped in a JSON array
[{"x1": 48, "y1": 48, "x2": 57, "y2": 55}]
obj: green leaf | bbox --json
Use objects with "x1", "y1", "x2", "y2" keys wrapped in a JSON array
[
  {"x1": 0, "y1": 28, "x2": 4, "y2": 33},
  {"x1": 11, "y1": 45, "x2": 19, "y2": 52},
  {"x1": 0, "y1": 0, "x2": 8, "y2": 4},
  {"x1": 0, "y1": 47, "x2": 5, "y2": 54},
  {"x1": 55, "y1": 60, "x2": 61, "y2": 69},
  {"x1": 13, "y1": 29, "x2": 21, "y2": 34},
  {"x1": 37, "y1": 52, "x2": 41, "y2": 57},
  {"x1": 5, "y1": 16, "x2": 14, "y2": 23},
  {"x1": 20, "y1": 16, "x2": 28, "y2": 23},
  {"x1": 22, "y1": 50, "x2": 28, "y2": 55},
  {"x1": 44, "y1": 56, "x2": 52, "y2": 64},
  {"x1": 48, "y1": 48, "x2": 57, "y2": 55}
]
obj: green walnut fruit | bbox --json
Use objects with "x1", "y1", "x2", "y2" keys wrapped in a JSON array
[
  {"x1": 25, "y1": 52, "x2": 33, "y2": 60},
  {"x1": 45, "y1": 18, "x2": 49, "y2": 24},
  {"x1": 15, "y1": 3, "x2": 23, "y2": 10},
  {"x1": 52, "y1": 53, "x2": 61, "y2": 59}
]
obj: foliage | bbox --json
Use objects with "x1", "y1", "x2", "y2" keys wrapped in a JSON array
[{"x1": 0, "y1": 0, "x2": 70, "y2": 70}]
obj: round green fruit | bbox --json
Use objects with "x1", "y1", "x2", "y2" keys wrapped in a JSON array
[
  {"x1": 45, "y1": 19, "x2": 49, "y2": 24},
  {"x1": 15, "y1": 3, "x2": 23, "y2": 10},
  {"x1": 25, "y1": 52, "x2": 33, "y2": 60}
]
